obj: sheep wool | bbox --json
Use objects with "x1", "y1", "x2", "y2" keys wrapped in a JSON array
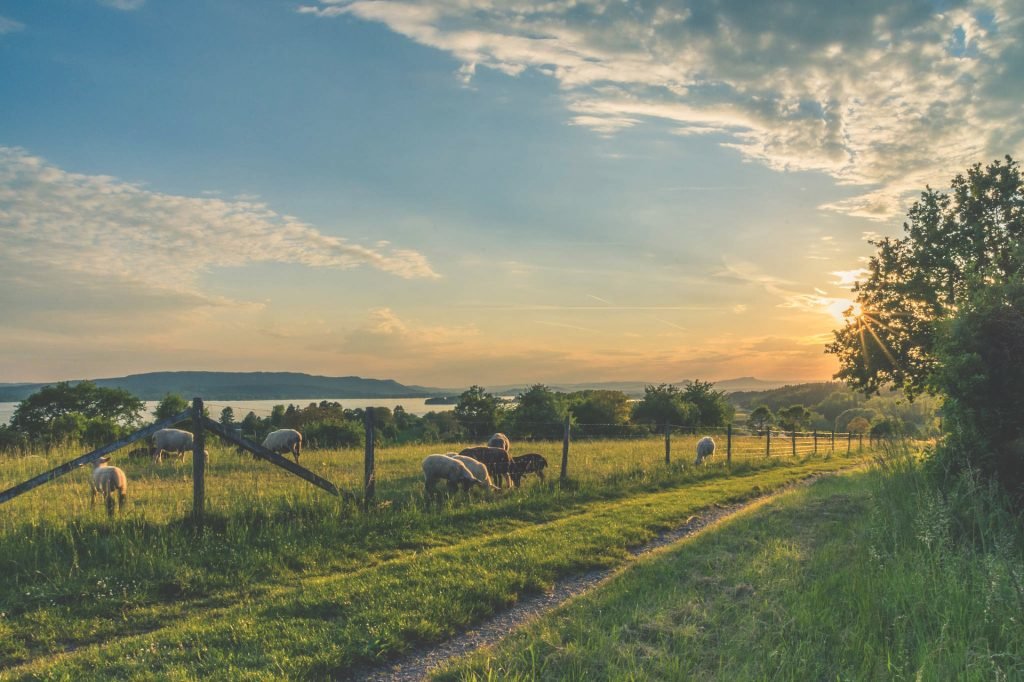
[
  {"x1": 422, "y1": 454, "x2": 484, "y2": 495},
  {"x1": 91, "y1": 457, "x2": 127, "y2": 515},
  {"x1": 695, "y1": 436, "x2": 716, "y2": 465},
  {"x1": 451, "y1": 454, "x2": 497, "y2": 490},
  {"x1": 152, "y1": 428, "x2": 194, "y2": 463},
  {"x1": 262, "y1": 429, "x2": 302, "y2": 463},
  {"x1": 486, "y1": 432, "x2": 511, "y2": 452}
]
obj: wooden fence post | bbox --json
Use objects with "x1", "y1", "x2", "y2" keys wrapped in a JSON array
[
  {"x1": 831, "y1": 429, "x2": 835, "y2": 452},
  {"x1": 560, "y1": 416, "x2": 570, "y2": 482},
  {"x1": 664, "y1": 423, "x2": 671, "y2": 465},
  {"x1": 813, "y1": 429, "x2": 818, "y2": 455},
  {"x1": 791, "y1": 429, "x2": 797, "y2": 457},
  {"x1": 192, "y1": 397, "x2": 205, "y2": 522},
  {"x1": 848, "y1": 431, "x2": 852, "y2": 454},
  {"x1": 859, "y1": 433, "x2": 864, "y2": 451},
  {"x1": 364, "y1": 407, "x2": 375, "y2": 508},
  {"x1": 766, "y1": 428, "x2": 771, "y2": 457},
  {"x1": 727, "y1": 424, "x2": 732, "y2": 466}
]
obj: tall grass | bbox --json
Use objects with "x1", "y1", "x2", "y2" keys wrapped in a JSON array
[
  {"x1": 438, "y1": 443, "x2": 1024, "y2": 680},
  {"x1": 0, "y1": 437, "x2": 860, "y2": 673}
]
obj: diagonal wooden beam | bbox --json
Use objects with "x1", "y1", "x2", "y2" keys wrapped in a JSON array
[
  {"x1": 0, "y1": 408, "x2": 193, "y2": 506},
  {"x1": 201, "y1": 417, "x2": 340, "y2": 497}
]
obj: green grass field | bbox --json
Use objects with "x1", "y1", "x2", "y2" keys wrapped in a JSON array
[
  {"x1": 0, "y1": 436, "x2": 865, "y2": 679},
  {"x1": 438, "y1": 453, "x2": 1024, "y2": 681}
]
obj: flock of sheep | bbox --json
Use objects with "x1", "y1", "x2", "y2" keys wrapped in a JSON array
[
  {"x1": 87, "y1": 425, "x2": 717, "y2": 515},
  {"x1": 89, "y1": 427, "x2": 303, "y2": 515},
  {"x1": 421, "y1": 432, "x2": 550, "y2": 497}
]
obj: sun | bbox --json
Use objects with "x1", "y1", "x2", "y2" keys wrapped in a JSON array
[{"x1": 828, "y1": 298, "x2": 863, "y2": 323}]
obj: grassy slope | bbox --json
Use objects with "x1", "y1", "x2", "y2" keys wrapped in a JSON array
[
  {"x1": 0, "y1": 448, "x2": 858, "y2": 679},
  {"x1": 439, "y1": 464, "x2": 1024, "y2": 681}
]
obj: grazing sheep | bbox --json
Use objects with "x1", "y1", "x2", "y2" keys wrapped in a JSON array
[
  {"x1": 151, "y1": 428, "x2": 207, "y2": 463},
  {"x1": 695, "y1": 436, "x2": 716, "y2": 465},
  {"x1": 422, "y1": 454, "x2": 489, "y2": 496},
  {"x1": 91, "y1": 456, "x2": 127, "y2": 515},
  {"x1": 458, "y1": 445, "x2": 514, "y2": 488},
  {"x1": 486, "y1": 432, "x2": 511, "y2": 452},
  {"x1": 509, "y1": 453, "x2": 548, "y2": 487},
  {"x1": 451, "y1": 454, "x2": 499, "y2": 491},
  {"x1": 262, "y1": 429, "x2": 302, "y2": 463}
]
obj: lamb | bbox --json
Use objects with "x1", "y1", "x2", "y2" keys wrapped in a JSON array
[
  {"x1": 458, "y1": 445, "x2": 513, "y2": 488},
  {"x1": 486, "y1": 432, "x2": 511, "y2": 452},
  {"x1": 695, "y1": 436, "x2": 716, "y2": 465},
  {"x1": 262, "y1": 429, "x2": 302, "y2": 463},
  {"x1": 91, "y1": 456, "x2": 127, "y2": 515},
  {"x1": 508, "y1": 453, "x2": 548, "y2": 487},
  {"x1": 451, "y1": 454, "x2": 499, "y2": 491},
  {"x1": 422, "y1": 454, "x2": 490, "y2": 496},
  {"x1": 151, "y1": 428, "x2": 207, "y2": 463}
]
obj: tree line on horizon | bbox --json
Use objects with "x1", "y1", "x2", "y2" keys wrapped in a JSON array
[{"x1": 0, "y1": 376, "x2": 940, "y2": 454}]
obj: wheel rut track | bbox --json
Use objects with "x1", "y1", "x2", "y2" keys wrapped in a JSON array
[{"x1": 352, "y1": 470, "x2": 844, "y2": 682}]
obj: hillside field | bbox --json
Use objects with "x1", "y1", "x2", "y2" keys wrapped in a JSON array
[{"x1": 0, "y1": 434, "x2": 868, "y2": 679}]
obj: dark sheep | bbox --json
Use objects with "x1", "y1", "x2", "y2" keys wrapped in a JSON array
[
  {"x1": 458, "y1": 445, "x2": 513, "y2": 488},
  {"x1": 508, "y1": 453, "x2": 548, "y2": 487}
]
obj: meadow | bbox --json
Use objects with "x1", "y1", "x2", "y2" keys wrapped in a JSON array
[
  {"x1": 438, "y1": 449, "x2": 1024, "y2": 681},
  {"x1": 0, "y1": 435, "x2": 867, "y2": 678}
]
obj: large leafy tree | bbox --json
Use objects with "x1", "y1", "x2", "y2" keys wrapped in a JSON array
[
  {"x1": 11, "y1": 381, "x2": 145, "y2": 445},
  {"x1": 454, "y1": 385, "x2": 502, "y2": 440},
  {"x1": 570, "y1": 390, "x2": 631, "y2": 425},
  {"x1": 153, "y1": 393, "x2": 189, "y2": 421},
  {"x1": 747, "y1": 405, "x2": 774, "y2": 433},
  {"x1": 509, "y1": 384, "x2": 566, "y2": 439},
  {"x1": 631, "y1": 384, "x2": 698, "y2": 432},
  {"x1": 827, "y1": 156, "x2": 1024, "y2": 398},
  {"x1": 777, "y1": 404, "x2": 812, "y2": 431},
  {"x1": 682, "y1": 380, "x2": 734, "y2": 426}
]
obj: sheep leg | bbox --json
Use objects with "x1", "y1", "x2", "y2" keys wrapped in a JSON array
[{"x1": 105, "y1": 493, "x2": 115, "y2": 516}]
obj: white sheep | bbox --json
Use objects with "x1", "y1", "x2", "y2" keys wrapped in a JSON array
[
  {"x1": 91, "y1": 456, "x2": 127, "y2": 515},
  {"x1": 486, "y1": 432, "x2": 511, "y2": 452},
  {"x1": 695, "y1": 436, "x2": 716, "y2": 465},
  {"x1": 262, "y1": 429, "x2": 302, "y2": 463},
  {"x1": 451, "y1": 454, "x2": 498, "y2": 490},
  {"x1": 152, "y1": 428, "x2": 207, "y2": 463},
  {"x1": 422, "y1": 454, "x2": 490, "y2": 496}
]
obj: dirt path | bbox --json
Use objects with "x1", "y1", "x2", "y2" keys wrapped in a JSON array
[{"x1": 354, "y1": 471, "x2": 840, "y2": 681}]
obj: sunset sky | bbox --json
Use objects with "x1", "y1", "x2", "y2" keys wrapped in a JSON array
[{"x1": 1, "y1": 1, "x2": 1021, "y2": 387}]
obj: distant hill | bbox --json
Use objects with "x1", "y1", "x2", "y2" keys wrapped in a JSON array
[
  {"x1": 487, "y1": 377, "x2": 802, "y2": 398},
  {"x1": 727, "y1": 382, "x2": 847, "y2": 411},
  {"x1": 0, "y1": 372, "x2": 445, "y2": 402}
]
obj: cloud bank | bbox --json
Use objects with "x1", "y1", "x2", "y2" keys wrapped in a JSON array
[
  {"x1": 301, "y1": 0, "x2": 1024, "y2": 219},
  {"x1": 0, "y1": 147, "x2": 438, "y2": 309}
]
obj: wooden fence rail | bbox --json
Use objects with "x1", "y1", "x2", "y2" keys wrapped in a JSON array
[
  {"x1": 0, "y1": 408, "x2": 192, "y2": 506},
  {"x1": 201, "y1": 416, "x2": 340, "y2": 498}
]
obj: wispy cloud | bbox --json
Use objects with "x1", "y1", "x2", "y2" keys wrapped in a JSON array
[
  {"x1": 0, "y1": 147, "x2": 439, "y2": 307},
  {"x1": 98, "y1": 0, "x2": 146, "y2": 10},
  {"x1": 302, "y1": 0, "x2": 1024, "y2": 220},
  {"x1": 0, "y1": 15, "x2": 25, "y2": 34}
]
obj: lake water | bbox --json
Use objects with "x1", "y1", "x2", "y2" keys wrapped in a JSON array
[{"x1": 0, "y1": 397, "x2": 455, "y2": 426}]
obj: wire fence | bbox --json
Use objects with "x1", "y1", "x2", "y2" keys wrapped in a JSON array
[{"x1": 0, "y1": 401, "x2": 875, "y2": 523}]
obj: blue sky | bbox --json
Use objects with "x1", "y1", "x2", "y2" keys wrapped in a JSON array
[{"x1": 1, "y1": 0, "x2": 1021, "y2": 387}]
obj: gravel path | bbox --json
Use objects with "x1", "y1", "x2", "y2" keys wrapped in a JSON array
[{"x1": 351, "y1": 472, "x2": 836, "y2": 682}]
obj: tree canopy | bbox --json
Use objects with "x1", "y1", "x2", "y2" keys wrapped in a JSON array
[
  {"x1": 631, "y1": 384, "x2": 698, "y2": 431},
  {"x1": 454, "y1": 385, "x2": 502, "y2": 440},
  {"x1": 10, "y1": 381, "x2": 145, "y2": 446},
  {"x1": 828, "y1": 156, "x2": 1024, "y2": 398}
]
